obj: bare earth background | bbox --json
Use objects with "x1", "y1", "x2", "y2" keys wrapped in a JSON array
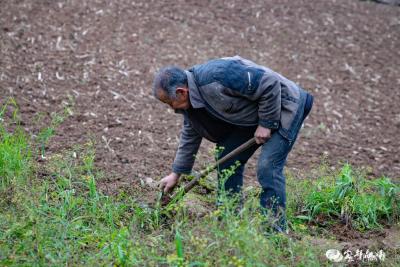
[{"x1": 1, "y1": 0, "x2": 399, "y2": 193}]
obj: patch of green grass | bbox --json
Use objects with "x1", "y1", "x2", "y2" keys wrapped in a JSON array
[
  {"x1": 0, "y1": 100, "x2": 32, "y2": 190},
  {"x1": 291, "y1": 164, "x2": 399, "y2": 231},
  {"x1": 1, "y1": 101, "x2": 399, "y2": 266},
  {"x1": 0, "y1": 126, "x2": 325, "y2": 266}
]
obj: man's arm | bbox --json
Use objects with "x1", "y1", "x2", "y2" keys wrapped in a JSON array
[
  {"x1": 230, "y1": 74, "x2": 281, "y2": 143},
  {"x1": 255, "y1": 75, "x2": 281, "y2": 130},
  {"x1": 223, "y1": 72, "x2": 282, "y2": 130},
  {"x1": 228, "y1": 74, "x2": 281, "y2": 144},
  {"x1": 253, "y1": 75, "x2": 281, "y2": 144},
  {"x1": 172, "y1": 115, "x2": 202, "y2": 174},
  {"x1": 160, "y1": 115, "x2": 202, "y2": 192}
]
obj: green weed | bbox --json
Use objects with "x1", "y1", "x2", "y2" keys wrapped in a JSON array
[
  {"x1": 297, "y1": 164, "x2": 399, "y2": 230},
  {"x1": 36, "y1": 106, "x2": 71, "y2": 158},
  {"x1": 0, "y1": 99, "x2": 32, "y2": 190},
  {"x1": 1, "y1": 101, "x2": 399, "y2": 266}
]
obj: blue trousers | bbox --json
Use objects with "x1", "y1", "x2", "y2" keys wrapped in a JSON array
[{"x1": 216, "y1": 110, "x2": 310, "y2": 229}]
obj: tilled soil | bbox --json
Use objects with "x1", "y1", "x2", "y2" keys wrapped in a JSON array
[{"x1": 1, "y1": 0, "x2": 399, "y2": 194}]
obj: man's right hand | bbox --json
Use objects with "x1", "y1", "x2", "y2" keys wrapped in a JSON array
[{"x1": 159, "y1": 172, "x2": 181, "y2": 193}]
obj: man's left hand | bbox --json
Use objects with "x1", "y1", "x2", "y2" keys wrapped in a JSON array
[{"x1": 254, "y1": 125, "x2": 272, "y2": 144}]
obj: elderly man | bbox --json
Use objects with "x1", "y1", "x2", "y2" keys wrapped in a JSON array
[{"x1": 153, "y1": 56, "x2": 313, "y2": 232}]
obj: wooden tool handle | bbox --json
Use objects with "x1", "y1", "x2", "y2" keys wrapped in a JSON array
[{"x1": 163, "y1": 137, "x2": 257, "y2": 205}]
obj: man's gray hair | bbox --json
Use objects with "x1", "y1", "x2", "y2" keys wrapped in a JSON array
[{"x1": 152, "y1": 66, "x2": 188, "y2": 99}]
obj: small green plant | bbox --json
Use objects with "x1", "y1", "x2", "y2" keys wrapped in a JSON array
[
  {"x1": 299, "y1": 164, "x2": 399, "y2": 230},
  {"x1": 36, "y1": 107, "x2": 71, "y2": 158},
  {"x1": 100, "y1": 227, "x2": 136, "y2": 266},
  {"x1": 0, "y1": 99, "x2": 32, "y2": 190},
  {"x1": 175, "y1": 229, "x2": 184, "y2": 266}
]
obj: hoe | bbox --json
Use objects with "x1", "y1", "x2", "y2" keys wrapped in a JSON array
[{"x1": 161, "y1": 137, "x2": 257, "y2": 207}]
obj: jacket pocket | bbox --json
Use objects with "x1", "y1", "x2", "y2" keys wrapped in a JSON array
[
  {"x1": 280, "y1": 97, "x2": 299, "y2": 130},
  {"x1": 281, "y1": 98, "x2": 298, "y2": 113}
]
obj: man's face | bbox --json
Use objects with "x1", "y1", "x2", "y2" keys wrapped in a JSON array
[{"x1": 157, "y1": 87, "x2": 190, "y2": 110}]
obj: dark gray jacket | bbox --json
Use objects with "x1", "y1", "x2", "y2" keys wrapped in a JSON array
[{"x1": 172, "y1": 56, "x2": 308, "y2": 174}]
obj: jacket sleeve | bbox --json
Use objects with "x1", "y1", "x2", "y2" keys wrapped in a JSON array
[
  {"x1": 229, "y1": 74, "x2": 281, "y2": 129},
  {"x1": 255, "y1": 75, "x2": 281, "y2": 129},
  {"x1": 172, "y1": 115, "x2": 202, "y2": 174}
]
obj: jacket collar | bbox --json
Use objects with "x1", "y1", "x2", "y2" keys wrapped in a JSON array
[{"x1": 185, "y1": 70, "x2": 205, "y2": 109}]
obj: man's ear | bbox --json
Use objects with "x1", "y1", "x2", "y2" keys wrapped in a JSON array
[{"x1": 176, "y1": 87, "x2": 188, "y2": 97}]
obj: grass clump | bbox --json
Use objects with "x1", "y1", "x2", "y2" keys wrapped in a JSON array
[
  {"x1": 0, "y1": 100, "x2": 32, "y2": 190},
  {"x1": 0, "y1": 124, "x2": 31, "y2": 190},
  {"x1": 295, "y1": 164, "x2": 399, "y2": 230}
]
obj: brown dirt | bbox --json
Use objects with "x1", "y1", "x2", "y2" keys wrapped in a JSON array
[
  {"x1": 1, "y1": 0, "x2": 399, "y2": 210},
  {"x1": 306, "y1": 224, "x2": 400, "y2": 265}
]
